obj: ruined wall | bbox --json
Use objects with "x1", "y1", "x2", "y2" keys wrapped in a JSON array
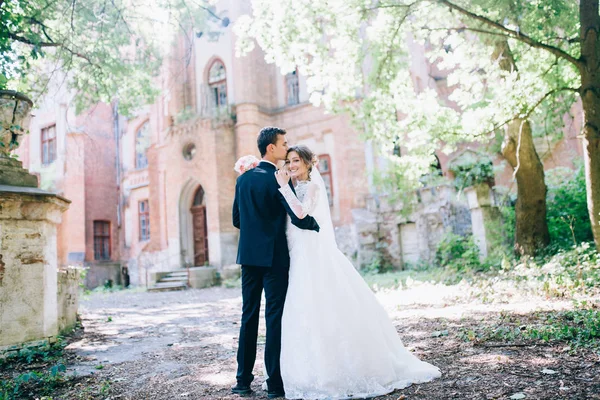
[
  {"x1": 57, "y1": 267, "x2": 80, "y2": 333},
  {"x1": 352, "y1": 185, "x2": 472, "y2": 269}
]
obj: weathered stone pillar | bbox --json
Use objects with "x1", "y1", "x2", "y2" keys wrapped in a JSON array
[
  {"x1": 464, "y1": 184, "x2": 501, "y2": 259},
  {"x1": 0, "y1": 107, "x2": 70, "y2": 350}
]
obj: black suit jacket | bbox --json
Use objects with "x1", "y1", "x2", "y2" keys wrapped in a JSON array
[{"x1": 233, "y1": 161, "x2": 320, "y2": 268}]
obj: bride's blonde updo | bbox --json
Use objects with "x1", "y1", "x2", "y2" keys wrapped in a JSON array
[{"x1": 287, "y1": 145, "x2": 318, "y2": 181}]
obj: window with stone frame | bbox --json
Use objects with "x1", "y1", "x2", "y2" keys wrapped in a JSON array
[
  {"x1": 93, "y1": 221, "x2": 111, "y2": 260},
  {"x1": 41, "y1": 124, "x2": 57, "y2": 165},
  {"x1": 139, "y1": 200, "x2": 150, "y2": 241},
  {"x1": 208, "y1": 60, "x2": 227, "y2": 109},
  {"x1": 135, "y1": 121, "x2": 150, "y2": 169},
  {"x1": 285, "y1": 70, "x2": 299, "y2": 106},
  {"x1": 317, "y1": 154, "x2": 334, "y2": 206}
]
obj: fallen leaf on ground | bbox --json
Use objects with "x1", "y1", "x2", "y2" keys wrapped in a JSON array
[{"x1": 541, "y1": 368, "x2": 557, "y2": 375}]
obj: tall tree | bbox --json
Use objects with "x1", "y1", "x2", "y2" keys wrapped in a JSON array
[
  {"x1": 579, "y1": 0, "x2": 600, "y2": 251},
  {"x1": 494, "y1": 40, "x2": 549, "y2": 255},
  {"x1": 236, "y1": 0, "x2": 585, "y2": 253}
]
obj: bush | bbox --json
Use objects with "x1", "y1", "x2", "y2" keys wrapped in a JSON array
[
  {"x1": 546, "y1": 165, "x2": 593, "y2": 250},
  {"x1": 362, "y1": 254, "x2": 394, "y2": 274},
  {"x1": 435, "y1": 232, "x2": 483, "y2": 272},
  {"x1": 448, "y1": 153, "x2": 495, "y2": 191}
]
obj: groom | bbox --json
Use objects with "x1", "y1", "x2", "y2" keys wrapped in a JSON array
[{"x1": 232, "y1": 127, "x2": 320, "y2": 398}]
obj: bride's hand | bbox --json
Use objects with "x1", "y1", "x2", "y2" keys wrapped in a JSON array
[{"x1": 275, "y1": 169, "x2": 291, "y2": 188}]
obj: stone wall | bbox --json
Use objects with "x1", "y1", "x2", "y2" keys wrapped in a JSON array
[
  {"x1": 57, "y1": 267, "x2": 81, "y2": 333},
  {"x1": 352, "y1": 184, "x2": 472, "y2": 269},
  {"x1": 83, "y1": 262, "x2": 123, "y2": 289},
  {"x1": 0, "y1": 187, "x2": 69, "y2": 350}
]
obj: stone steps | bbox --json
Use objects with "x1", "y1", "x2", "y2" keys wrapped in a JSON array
[
  {"x1": 160, "y1": 276, "x2": 188, "y2": 282},
  {"x1": 148, "y1": 282, "x2": 187, "y2": 292},
  {"x1": 148, "y1": 270, "x2": 189, "y2": 292},
  {"x1": 167, "y1": 271, "x2": 188, "y2": 278}
]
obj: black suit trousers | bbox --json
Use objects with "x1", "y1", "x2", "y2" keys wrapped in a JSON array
[{"x1": 236, "y1": 264, "x2": 288, "y2": 391}]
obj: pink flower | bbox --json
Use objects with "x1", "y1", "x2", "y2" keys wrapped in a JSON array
[{"x1": 234, "y1": 155, "x2": 260, "y2": 175}]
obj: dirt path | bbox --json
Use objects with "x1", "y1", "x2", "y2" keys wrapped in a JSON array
[{"x1": 55, "y1": 286, "x2": 600, "y2": 400}]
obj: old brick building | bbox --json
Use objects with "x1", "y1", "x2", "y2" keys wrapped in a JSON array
[
  {"x1": 118, "y1": 0, "x2": 371, "y2": 286},
  {"x1": 17, "y1": 82, "x2": 122, "y2": 287}
]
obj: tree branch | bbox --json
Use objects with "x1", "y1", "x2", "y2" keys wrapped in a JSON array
[
  {"x1": 436, "y1": 0, "x2": 582, "y2": 68},
  {"x1": 546, "y1": 35, "x2": 580, "y2": 44},
  {"x1": 523, "y1": 87, "x2": 580, "y2": 119},
  {"x1": 26, "y1": 17, "x2": 55, "y2": 43},
  {"x1": 376, "y1": 9, "x2": 413, "y2": 85},
  {"x1": 71, "y1": 0, "x2": 76, "y2": 31},
  {"x1": 470, "y1": 87, "x2": 581, "y2": 139},
  {"x1": 7, "y1": 32, "x2": 61, "y2": 47},
  {"x1": 362, "y1": 2, "x2": 418, "y2": 12}
]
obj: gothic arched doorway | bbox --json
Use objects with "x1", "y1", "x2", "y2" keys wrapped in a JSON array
[{"x1": 191, "y1": 186, "x2": 209, "y2": 266}]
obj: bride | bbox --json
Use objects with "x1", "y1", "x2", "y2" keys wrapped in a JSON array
[{"x1": 272, "y1": 145, "x2": 441, "y2": 399}]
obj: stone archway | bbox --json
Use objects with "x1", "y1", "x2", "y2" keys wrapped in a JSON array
[{"x1": 179, "y1": 178, "x2": 209, "y2": 267}]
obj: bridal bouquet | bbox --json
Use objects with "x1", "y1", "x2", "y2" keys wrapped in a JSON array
[{"x1": 234, "y1": 155, "x2": 260, "y2": 174}]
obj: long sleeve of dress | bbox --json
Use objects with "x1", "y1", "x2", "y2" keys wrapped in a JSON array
[{"x1": 278, "y1": 183, "x2": 320, "y2": 219}]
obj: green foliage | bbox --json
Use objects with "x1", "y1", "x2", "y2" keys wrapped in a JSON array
[
  {"x1": 508, "y1": 243, "x2": 600, "y2": 298},
  {"x1": 236, "y1": 0, "x2": 581, "y2": 194},
  {"x1": 435, "y1": 232, "x2": 484, "y2": 273},
  {"x1": 174, "y1": 106, "x2": 197, "y2": 124},
  {"x1": 546, "y1": 165, "x2": 594, "y2": 250},
  {"x1": 448, "y1": 153, "x2": 495, "y2": 191},
  {"x1": 361, "y1": 254, "x2": 394, "y2": 275},
  {"x1": 371, "y1": 167, "x2": 421, "y2": 216},
  {"x1": 0, "y1": 0, "x2": 212, "y2": 115},
  {"x1": 222, "y1": 276, "x2": 242, "y2": 289},
  {"x1": 0, "y1": 338, "x2": 66, "y2": 367},
  {"x1": 0, "y1": 339, "x2": 68, "y2": 399},
  {"x1": 460, "y1": 305, "x2": 600, "y2": 350},
  {"x1": 0, "y1": 364, "x2": 67, "y2": 399}
]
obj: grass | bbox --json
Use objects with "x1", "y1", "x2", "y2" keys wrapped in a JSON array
[{"x1": 459, "y1": 302, "x2": 600, "y2": 350}]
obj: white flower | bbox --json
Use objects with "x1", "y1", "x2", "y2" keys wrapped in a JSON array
[{"x1": 234, "y1": 155, "x2": 260, "y2": 174}]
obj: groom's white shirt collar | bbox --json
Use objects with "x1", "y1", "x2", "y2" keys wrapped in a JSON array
[{"x1": 260, "y1": 159, "x2": 278, "y2": 169}]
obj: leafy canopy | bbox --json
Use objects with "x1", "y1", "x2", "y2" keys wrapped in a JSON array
[
  {"x1": 235, "y1": 0, "x2": 580, "y2": 190},
  {"x1": 0, "y1": 0, "x2": 214, "y2": 114}
]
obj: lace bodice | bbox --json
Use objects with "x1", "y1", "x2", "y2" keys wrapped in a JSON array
[{"x1": 278, "y1": 180, "x2": 320, "y2": 219}]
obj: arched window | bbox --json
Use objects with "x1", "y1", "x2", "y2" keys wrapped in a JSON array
[
  {"x1": 193, "y1": 186, "x2": 205, "y2": 206},
  {"x1": 208, "y1": 60, "x2": 227, "y2": 108},
  {"x1": 318, "y1": 154, "x2": 334, "y2": 206},
  {"x1": 286, "y1": 70, "x2": 299, "y2": 106},
  {"x1": 135, "y1": 121, "x2": 150, "y2": 169}
]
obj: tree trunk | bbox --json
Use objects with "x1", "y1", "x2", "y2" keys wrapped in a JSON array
[
  {"x1": 495, "y1": 41, "x2": 550, "y2": 255},
  {"x1": 502, "y1": 119, "x2": 550, "y2": 255},
  {"x1": 579, "y1": 0, "x2": 600, "y2": 250}
]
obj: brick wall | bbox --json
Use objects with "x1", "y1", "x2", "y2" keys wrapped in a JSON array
[{"x1": 78, "y1": 103, "x2": 120, "y2": 263}]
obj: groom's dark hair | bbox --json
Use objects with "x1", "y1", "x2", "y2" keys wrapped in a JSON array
[{"x1": 257, "y1": 126, "x2": 287, "y2": 157}]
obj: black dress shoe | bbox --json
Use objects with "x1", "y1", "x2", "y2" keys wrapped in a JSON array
[
  {"x1": 231, "y1": 383, "x2": 252, "y2": 396},
  {"x1": 267, "y1": 390, "x2": 285, "y2": 399}
]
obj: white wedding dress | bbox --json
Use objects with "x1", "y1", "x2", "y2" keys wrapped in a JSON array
[{"x1": 276, "y1": 168, "x2": 441, "y2": 399}]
